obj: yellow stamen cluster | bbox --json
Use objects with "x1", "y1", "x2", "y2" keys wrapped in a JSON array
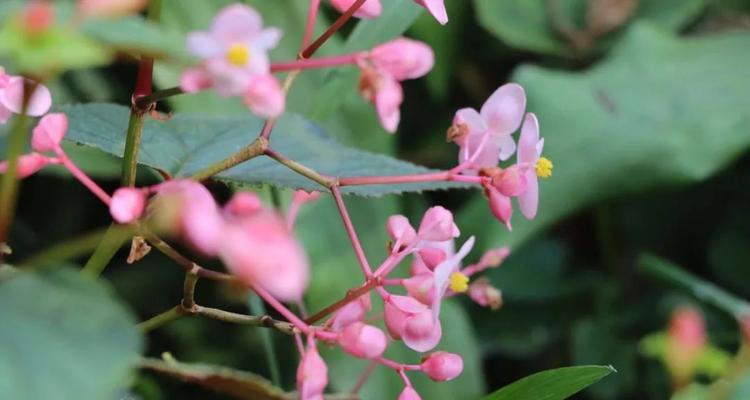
[
  {"x1": 226, "y1": 43, "x2": 250, "y2": 66},
  {"x1": 535, "y1": 157, "x2": 553, "y2": 178},
  {"x1": 449, "y1": 272, "x2": 470, "y2": 293}
]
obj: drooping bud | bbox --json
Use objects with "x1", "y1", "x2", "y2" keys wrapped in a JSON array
[
  {"x1": 486, "y1": 185, "x2": 512, "y2": 230},
  {"x1": 0, "y1": 153, "x2": 54, "y2": 178},
  {"x1": 338, "y1": 322, "x2": 388, "y2": 359},
  {"x1": 421, "y1": 352, "x2": 463, "y2": 381},
  {"x1": 370, "y1": 38, "x2": 434, "y2": 81},
  {"x1": 110, "y1": 187, "x2": 147, "y2": 224},
  {"x1": 468, "y1": 277, "x2": 503, "y2": 310},
  {"x1": 244, "y1": 74, "x2": 285, "y2": 119}
]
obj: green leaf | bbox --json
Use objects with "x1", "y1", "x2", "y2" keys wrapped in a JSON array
[
  {"x1": 140, "y1": 357, "x2": 289, "y2": 400},
  {"x1": 481, "y1": 365, "x2": 616, "y2": 400},
  {"x1": 60, "y1": 103, "x2": 469, "y2": 196},
  {"x1": 472, "y1": 0, "x2": 706, "y2": 56},
  {"x1": 81, "y1": 16, "x2": 189, "y2": 60},
  {"x1": 0, "y1": 267, "x2": 142, "y2": 400},
  {"x1": 458, "y1": 24, "x2": 750, "y2": 251}
]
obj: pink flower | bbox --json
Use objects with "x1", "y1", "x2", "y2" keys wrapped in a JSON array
[
  {"x1": 451, "y1": 83, "x2": 526, "y2": 170},
  {"x1": 338, "y1": 322, "x2": 388, "y2": 359},
  {"x1": 414, "y1": 0, "x2": 448, "y2": 25},
  {"x1": 417, "y1": 206, "x2": 459, "y2": 242},
  {"x1": 31, "y1": 113, "x2": 67, "y2": 153},
  {"x1": 486, "y1": 185, "x2": 512, "y2": 230},
  {"x1": 421, "y1": 352, "x2": 463, "y2": 381},
  {"x1": 399, "y1": 386, "x2": 422, "y2": 400},
  {"x1": 403, "y1": 273, "x2": 435, "y2": 305},
  {"x1": 384, "y1": 294, "x2": 442, "y2": 352},
  {"x1": 0, "y1": 67, "x2": 52, "y2": 124},
  {"x1": 220, "y1": 209, "x2": 309, "y2": 302},
  {"x1": 370, "y1": 38, "x2": 434, "y2": 81},
  {"x1": 153, "y1": 180, "x2": 224, "y2": 256},
  {"x1": 387, "y1": 214, "x2": 418, "y2": 248},
  {"x1": 330, "y1": 0, "x2": 382, "y2": 19},
  {"x1": 468, "y1": 277, "x2": 503, "y2": 310},
  {"x1": 297, "y1": 337, "x2": 328, "y2": 400},
  {"x1": 77, "y1": 0, "x2": 147, "y2": 18},
  {"x1": 328, "y1": 294, "x2": 371, "y2": 331},
  {"x1": 243, "y1": 74, "x2": 285, "y2": 118},
  {"x1": 182, "y1": 4, "x2": 282, "y2": 97},
  {"x1": 110, "y1": 187, "x2": 146, "y2": 224},
  {"x1": 359, "y1": 68, "x2": 403, "y2": 133},
  {"x1": 665, "y1": 307, "x2": 706, "y2": 384},
  {"x1": 0, "y1": 153, "x2": 55, "y2": 178},
  {"x1": 491, "y1": 164, "x2": 528, "y2": 197},
  {"x1": 517, "y1": 113, "x2": 549, "y2": 219},
  {"x1": 431, "y1": 237, "x2": 475, "y2": 315}
]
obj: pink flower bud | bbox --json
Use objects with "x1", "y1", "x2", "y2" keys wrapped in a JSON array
[
  {"x1": 491, "y1": 165, "x2": 528, "y2": 197},
  {"x1": 31, "y1": 113, "x2": 68, "y2": 153},
  {"x1": 402, "y1": 309, "x2": 442, "y2": 352},
  {"x1": 418, "y1": 247, "x2": 447, "y2": 270},
  {"x1": 403, "y1": 274, "x2": 435, "y2": 305},
  {"x1": 417, "y1": 206, "x2": 459, "y2": 241},
  {"x1": 665, "y1": 307, "x2": 706, "y2": 384},
  {"x1": 487, "y1": 186, "x2": 512, "y2": 230},
  {"x1": 297, "y1": 338, "x2": 328, "y2": 400},
  {"x1": 0, "y1": 76, "x2": 52, "y2": 121},
  {"x1": 179, "y1": 68, "x2": 213, "y2": 93},
  {"x1": 338, "y1": 322, "x2": 388, "y2": 359},
  {"x1": 370, "y1": 38, "x2": 434, "y2": 81},
  {"x1": 399, "y1": 386, "x2": 422, "y2": 400},
  {"x1": 109, "y1": 187, "x2": 146, "y2": 224},
  {"x1": 23, "y1": 2, "x2": 55, "y2": 35},
  {"x1": 478, "y1": 247, "x2": 510, "y2": 269},
  {"x1": 77, "y1": 0, "x2": 148, "y2": 18},
  {"x1": 220, "y1": 210, "x2": 309, "y2": 302},
  {"x1": 387, "y1": 214, "x2": 417, "y2": 246},
  {"x1": 384, "y1": 294, "x2": 429, "y2": 340},
  {"x1": 421, "y1": 352, "x2": 463, "y2": 382},
  {"x1": 244, "y1": 74, "x2": 285, "y2": 119},
  {"x1": 359, "y1": 68, "x2": 403, "y2": 133},
  {"x1": 410, "y1": 256, "x2": 432, "y2": 276},
  {"x1": 329, "y1": 294, "x2": 371, "y2": 331},
  {"x1": 224, "y1": 192, "x2": 263, "y2": 216},
  {"x1": 0, "y1": 153, "x2": 53, "y2": 178},
  {"x1": 468, "y1": 277, "x2": 503, "y2": 310},
  {"x1": 330, "y1": 0, "x2": 382, "y2": 19}
]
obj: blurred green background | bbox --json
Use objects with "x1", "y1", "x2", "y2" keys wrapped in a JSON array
[{"x1": 5, "y1": 0, "x2": 750, "y2": 399}]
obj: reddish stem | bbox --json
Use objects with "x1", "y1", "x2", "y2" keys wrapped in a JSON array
[
  {"x1": 305, "y1": 278, "x2": 380, "y2": 325},
  {"x1": 338, "y1": 172, "x2": 485, "y2": 186},
  {"x1": 270, "y1": 53, "x2": 363, "y2": 72},
  {"x1": 133, "y1": 57, "x2": 154, "y2": 100},
  {"x1": 332, "y1": 185, "x2": 373, "y2": 277},
  {"x1": 55, "y1": 146, "x2": 112, "y2": 205},
  {"x1": 375, "y1": 357, "x2": 421, "y2": 371},
  {"x1": 259, "y1": 119, "x2": 276, "y2": 140},
  {"x1": 302, "y1": 0, "x2": 368, "y2": 58},
  {"x1": 251, "y1": 283, "x2": 310, "y2": 334}
]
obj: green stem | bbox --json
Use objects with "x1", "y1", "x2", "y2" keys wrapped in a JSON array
[
  {"x1": 121, "y1": 111, "x2": 147, "y2": 186},
  {"x1": 190, "y1": 138, "x2": 268, "y2": 182},
  {"x1": 80, "y1": 223, "x2": 131, "y2": 278},
  {"x1": 639, "y1": 254, "x2": 750, "y2": 317},
  {"x1": 264, "y1": 148, "x2": 334, "y2": 188},
  {"x1": 20, "y1": 225, "x2": 133, "y2": 268},
  {"x1": 139, "y1": 305, "x2": 185, "y2": 333},
  {"x1": 0, "y1": 112, "x2": 30, "y2": 246}
]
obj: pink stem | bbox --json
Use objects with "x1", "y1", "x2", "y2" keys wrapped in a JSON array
[
  {"x1": 351, "y1": 361, "x2": 379, "y2": 394},
  {"x1": 251, "y1": 283, "x2": 310, "y2": 334},
  {"x1": 286, "y1": 201, "x2": 302, "y2": 231},
  {"x1": 270, "y1": 53, "x2": 363, "y2": 73},
  {"x1": 398, "y1": 369, "x2": 413, "y2": 387},
  {"x1": 382, "y1": 278, "x2": 404, "y2": 286},
  {"x1": 301, "y1": 0, "x2": 321, "y2": 51},
  {"x1": 339, "y1": 171, "x2": 486, "y2": 187},
  {"x1": 331, "y1": 185, "x2": 373, "y2": 277},
  {"x1": 54, "y1": 147, "x2": 111, "y2": 205},
  {"x1": 374, "y1": 244, "x2": 417, "y2": 278},
  {"x1": 375, "y1": 357, "x2": 421, "y2": 371},
  {"x1": 451, "y1": 131, "x2": 491, "y2": 174},
  {"x1": 313, "y1": 329, "x2": 339, "y2": 342}
]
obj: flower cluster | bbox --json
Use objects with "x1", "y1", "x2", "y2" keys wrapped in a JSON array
[{"x1": 0, "y1": 1, "x2": 553, "y2": 399}]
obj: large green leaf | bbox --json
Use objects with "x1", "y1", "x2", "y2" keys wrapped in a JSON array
[
  {"x1": 60, "y1": 103, "x2": 469, "y2": 196},
  {"x1": 482, "y1": 365, "x2": 615, "y2": 400},
  {"x1": 473, "y1": 0, "x2": 706, "y2": 56},
  {"x1": 458, "y1": 24, "x2": 750, "y2": 251},
  {"x1": 0, "y1": 267, "x2": 142, "y2": 400}
]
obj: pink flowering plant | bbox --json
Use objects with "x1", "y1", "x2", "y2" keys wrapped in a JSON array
[{"x1": 3, "y1": 0, "x2": 696, "y2": 399}]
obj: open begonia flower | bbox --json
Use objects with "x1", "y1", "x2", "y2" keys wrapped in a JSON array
[
  {"x1": 182, "y1": 4, "x2": 282, "y2": 97},
  {"x1": 516, "y1": 113, "x2": 551, "y2": 219},
  {"x1": 414, "y1": 0, "x2": 448, "y2": 25},
  {"x1": 451, "y1": 83, "x2": 526, "y2": 170}
]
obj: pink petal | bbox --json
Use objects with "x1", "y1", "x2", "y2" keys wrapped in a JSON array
[
  {"x1": 417, "y1": 206, "x2": 459, "y2": 242},
  {"x1": 0, "y1": 77, "x2": 52, "y2": 116},
  {"x1": 402, "y1": 311, "x2": 442, "y2": 352},
  {"x1": 415, "y1": 0, "x2": 448, "y2": 25},
  {"x1": 421, "y1": 352, "x2": 464, "y2": 381},
  {"x1": 488, "y1": 186, "x2": 513, "y2": 230},
  {"x1": 370, "y1": 38, "x2": 434, "y2": 81},
  {"x1": 330, "y1": 0, "x2": 382, "y2": 19},
  {"x1": 224, "y1": 191, "x2": 263, "y2": 216},
  {"x1": 338, "y1": 322, "x2": 387, "y2": 359},
  {"x1": 297, "y1": 339, "x2": 328, "y2": 400},
  {"x1": 185, "y1": 32, "x2": 222, "y2": 58},
  {"x1": 0, "y1": 153, "x2": 52, "y2": 178},
  {"x1": 0, "y1": 104, "x2": 12, "y2": 124},
  {"x1": 492, "y1": 164, "x2": 528, "y2": 197},
  {"x1": 403, "y1": 274, "x2": 436, "y2": 305},
  {"x1": 431, "y1": 237, "x2": 475, "y2": 317},
  {"x1": 387, "y1": 214, "x2": 417, "y2": 245},
  {"x1": 517, "y1": 170, "x2": 539, "y2": 220},
  {"x1": 374, "y1": 74, "x2": 403, "y2": 133},
  {"x1": 244, "y1": 74, "x2": 285, "y2": 118},
  {"x1": 480, "y1": 83, "x2": 526, "y2": 137},
  {"x1": 495, "y1": 133, "x2": 517, "y2": 161},
  {"x1": 211, "y1": 4, "x2": 263, "y2": 42},
  {"x1": 461, "y1": 132, "x2": 500, "y2": 170},
  {"x1": 109, "y1": 187, "x2": 146, "y2": 224},
  {"x1": 517, "y1": 112, "x2": 540, "y2": 164},
  {"x1": 179, "y1": 68, "x2": 213, "y2": 93},
  {"x1": 31, "y1": 113, "x2": 68, "y2": 153},
  {"x1": 254, "y1": 28, "x2": 283, "y2": 50},
  {"x1": 399, "y1": 386, "x2": 422, "y2": 400}
]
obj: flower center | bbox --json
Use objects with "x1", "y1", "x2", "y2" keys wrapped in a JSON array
[
  {"x1": 535, "y1": 157, "x2": 553, "y2": 178},
  {"x1": 449, "y1": 272, "x2": 469, "y2": 293},
  {"x1": 226, "y1": 43, "x2": 250, "y2": 66}
]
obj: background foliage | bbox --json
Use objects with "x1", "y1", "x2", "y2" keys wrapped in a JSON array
[{"x1": 2, "y1": 0, "x2": 750, "y2": 399}]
